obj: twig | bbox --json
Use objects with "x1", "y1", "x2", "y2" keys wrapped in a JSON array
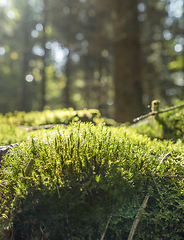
[
  {"x1": 168, "y1": 157, "x2": 184, "y2": 168},
  {"x1": 0, "y1": 183, "x2": 7, "y2": 188},
  {"x1": 40, "y1": 223, "x2": 44, "y2": 235},
  {"x1": 133, "y1": 111, "x2": 158, "y2": 123},
  {"x1": 55, "y1": 182, "x2": 61, "y2": 199},
  {"x1": 65, "y1": 212, "x2": 71, "y2": 239},
  {"x1": 160, "y1": 152, "x2": 172, "y2": 164},
  {"x1": 173, "y1": 160, "x2": 184, "y2": 168},
  {"x1": 146, "y1": 167, "x2": 160, "y2": 196},
  {"x1": 100, "y1": 212, "x2": 113, "y2": 240},
  {"x1": 163, "y1": 174, "x2": 184, "y2": 178},
  {"x1": 21, "y1": 158, "x2": 34, "y2": 184},
  {"x1": 127, "y1": 194, "x2": 149, "y2": 240},
  {"x1": 133, "y1": 103, "x2": 184, "y2": 123}
]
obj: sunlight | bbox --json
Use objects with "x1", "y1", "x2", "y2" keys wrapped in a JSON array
[
  {"x1": 55, "y1": 48, "x2": 65, "y2": 63},
  {"x1": 0, "y1": 0, "x2": 7, "y2": 7},
  {"x1": 7, "y1": 10, "x2": 15, "y2": 19},
  {"x1": 163, "y1": 30, "x2": 172, "y2": 40},
  {"x1": 174, "y1": 44, "x2": 183, "y2": 52},
  {"x1": 32, "y1": 44, "x2": 45, "y2": 57},
  {"x1": 137, "y1": 2, "x2": 146, "y2": 12},
  {"x1": 173, "y1": 71, "x2": 184, "y2": 86},
  {"x1": 51, "y1": 41, "x2": 69, "y2": 64},
  {"x1": 168, "y1": 0, "x2": 184, "y2": 18},
  {"x1": 31, "y1": 30, "x2": 39, "y2": 38},
  {"x1": 25, "y1": 74, "x2": 34, "y2": 82},
  {"x1": 35, "y1": 23, "x2": 43, "y2": 31},
  {"x1": 0, "y1": 47, "x2": 5, "y2": 55}
]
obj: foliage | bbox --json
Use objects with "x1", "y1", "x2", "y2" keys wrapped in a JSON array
[
  {"x1": 131, "y1": 100, "x2": 184, "y2": 143},
  {"x1": 0, "y1": 124, "x2": 28, "y2": 145},
  {"x1": 1, "y1": 119, "x2": 184, "y2": 239},
  {"x1": 130, "y1": 118, "x2": 163, "y2": 140},
  {"x1": 0, "y1": 108, "x2": 118, "y2": 146},
  {"x1": 0, "y1": 0, "x2": 184, "y2": 122},
  {"x1": 0, "y1": 108, "x2": 118, "y2": 128},
  {"x1": 157, "y1": 101, "x2": 184, "y2": 142}
]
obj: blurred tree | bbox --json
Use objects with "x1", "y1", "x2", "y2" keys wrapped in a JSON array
[
  {"x1": 0, "y1": 1, "x2": 35, "y2": 113},
  {"x1": 0, "y1": 0, "x2": 184, "y2": 123},
  {"x1": 40, "y1": 0, "x2": 48, "y2": 110},
  {"x1": 19, "y1": 2, "x2": 35, "y2": 111},
  {"x1": 112, "y1": 0, "x2": 144, "y2": 122},
  {"x1": 139, "y1": 0, "x2": 184, "y2": 109},
  {"x1": 64, "y1": 51, "x2": 73, "y2": 108}
]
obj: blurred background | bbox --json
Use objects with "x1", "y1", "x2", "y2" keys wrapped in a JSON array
[{"x1": 0, "y1": 0, "x2": 183, "y2": 122}]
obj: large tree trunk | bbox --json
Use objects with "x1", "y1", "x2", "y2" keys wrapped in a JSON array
[{"x1": 113, "y1": 0, "x2": 143, "y2": 123}]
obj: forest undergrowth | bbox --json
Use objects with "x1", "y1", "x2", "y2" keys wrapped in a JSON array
[{"x1": 1, "y1": 106, "x2": 184, "y2": 239}]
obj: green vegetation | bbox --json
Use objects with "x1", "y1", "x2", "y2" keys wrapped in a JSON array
[
  {"x1": 132, "y1": 100, "x2": 184, "y2": 143},
  {"x1": 1, "y1": 107, "x2": 184, "y2": 239},
  {"x1": 0, "y1": 108, "x2": 117, "y2": 146},
  {"x1": 1, "y1": 0, "x2": 183, "y2": 123},
  {"x1": 158, "y1": 105, "x2": 184, "y2": 142},
  {"x1": 0, "y1": 124, "x2": 28, "y2": 145},
  {"x1": 0, "y1": 108, "x2": 118, "y2": 128}
]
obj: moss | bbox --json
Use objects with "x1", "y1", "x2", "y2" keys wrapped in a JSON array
[
  {"x1": 1, "y1": 105, "x2": 184, "y2": 239},
  {"x1": 131, "y1": 100, "x2": 184, "y2": 142},
  {"x1": 0, "y1": 108, "x2": 118, "y2": 127},
  {"x1": 1, "y1": 122, "x2": 184, "y2": 239}
]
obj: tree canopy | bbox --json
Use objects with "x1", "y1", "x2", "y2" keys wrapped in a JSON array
[{"x1": 0, "y1": 0, "x2": 183, "y2": 122}]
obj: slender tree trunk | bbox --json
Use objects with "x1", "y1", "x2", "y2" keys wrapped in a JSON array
[
  {"x1": 113, "y1": 0, "x2": 144, "y2": 123},
  {"x1": 41, "y1": 0, "x2": 48, "y2": 111},
  {"x1": 64, "y1": 52, "x2": 72, "y2": 108},
  {"x1": 97, "y1": 52, "x2": 103, "y2": 111},
  {"x1": 21, "y1": 47, "x2": 29, "y2": 111},
  {"x1": 21, "y1": 11, "x2": 30, "y2": 112},
  {"x1": 20, "y1": 3, "x2": 31, "y2": 112}
]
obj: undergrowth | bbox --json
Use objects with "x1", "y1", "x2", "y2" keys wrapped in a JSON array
[
  {"x1": 131, "y1": 100, "x2": 184, "y2": 143},
  {"x1": 0, "y1": 108, "x2": 117, "y2": 127},
  {"x1": 0, "y1": 124, "x2": 28, "y2": 145},
  {"x1": 1, "y1": 122, "x2": 184, "y2": 239}
]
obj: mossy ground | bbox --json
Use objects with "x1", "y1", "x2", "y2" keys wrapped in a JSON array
[{"x1": 1, "y1": 108, "x2": 184, "y2": 239}]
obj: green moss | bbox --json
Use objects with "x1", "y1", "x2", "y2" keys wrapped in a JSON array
[
  {"x1": 131, "y1": 100, "x2": 184, "y2": 142},
  {"x1": 0, "y1": 124, "x2": 28, "y2": 145},
  {"x1": 0, "y1": 108, "x2": 118, "y2": 127},
  {"x1": 1, "y1": 122, "x2": 184, "y2": 239}
]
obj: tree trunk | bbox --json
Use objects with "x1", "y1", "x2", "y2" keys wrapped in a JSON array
[
  {"x1": 21, "y1": 45, "x2": 29, "y2": 111},
  {"x1": 64, "y1": 52, "x2": 72, "y2": 108},
  {"x1": 113, "y1": 0, "x2": 143, "y2": 123},
  {"x1": 41, "y1": 0, "x2": 48, "y2": 111},
  {"x1": 21, "y1": 11, "x2": 31, "y2": 112}
]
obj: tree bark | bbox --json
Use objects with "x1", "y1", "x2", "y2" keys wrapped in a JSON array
[
  {"x1": 21, "y1": 9, "x2": 31, "y2": 112},
  {"x1": 113, "y1": 0, "x2": 144, "y2": 123},
  {"x1": 64, "y1": 52, "x2": 72, "y2": 108},
  {"x1": 41, "y1": 0, "x2": 48, "y2": 111}
]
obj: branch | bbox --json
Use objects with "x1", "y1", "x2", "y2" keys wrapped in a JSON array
[
  {"x1": 100, "y1": 212, "x2": 113, "y2": 240},
  {"x1": 163, "y1": 174, "x2": 184, "y2": 178},
  {"x1": 146, "y1": 167, "x2": 160, "y2": 196},
  {"x1": 160, "y1": 152, "x2": 172, "y2": 164},
  {"x1": 127, "y1": 194, "x2": 149, "y2": 240},
  {"x1": 133, "y1": 103, "x2": 184, "y2": 123}
]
